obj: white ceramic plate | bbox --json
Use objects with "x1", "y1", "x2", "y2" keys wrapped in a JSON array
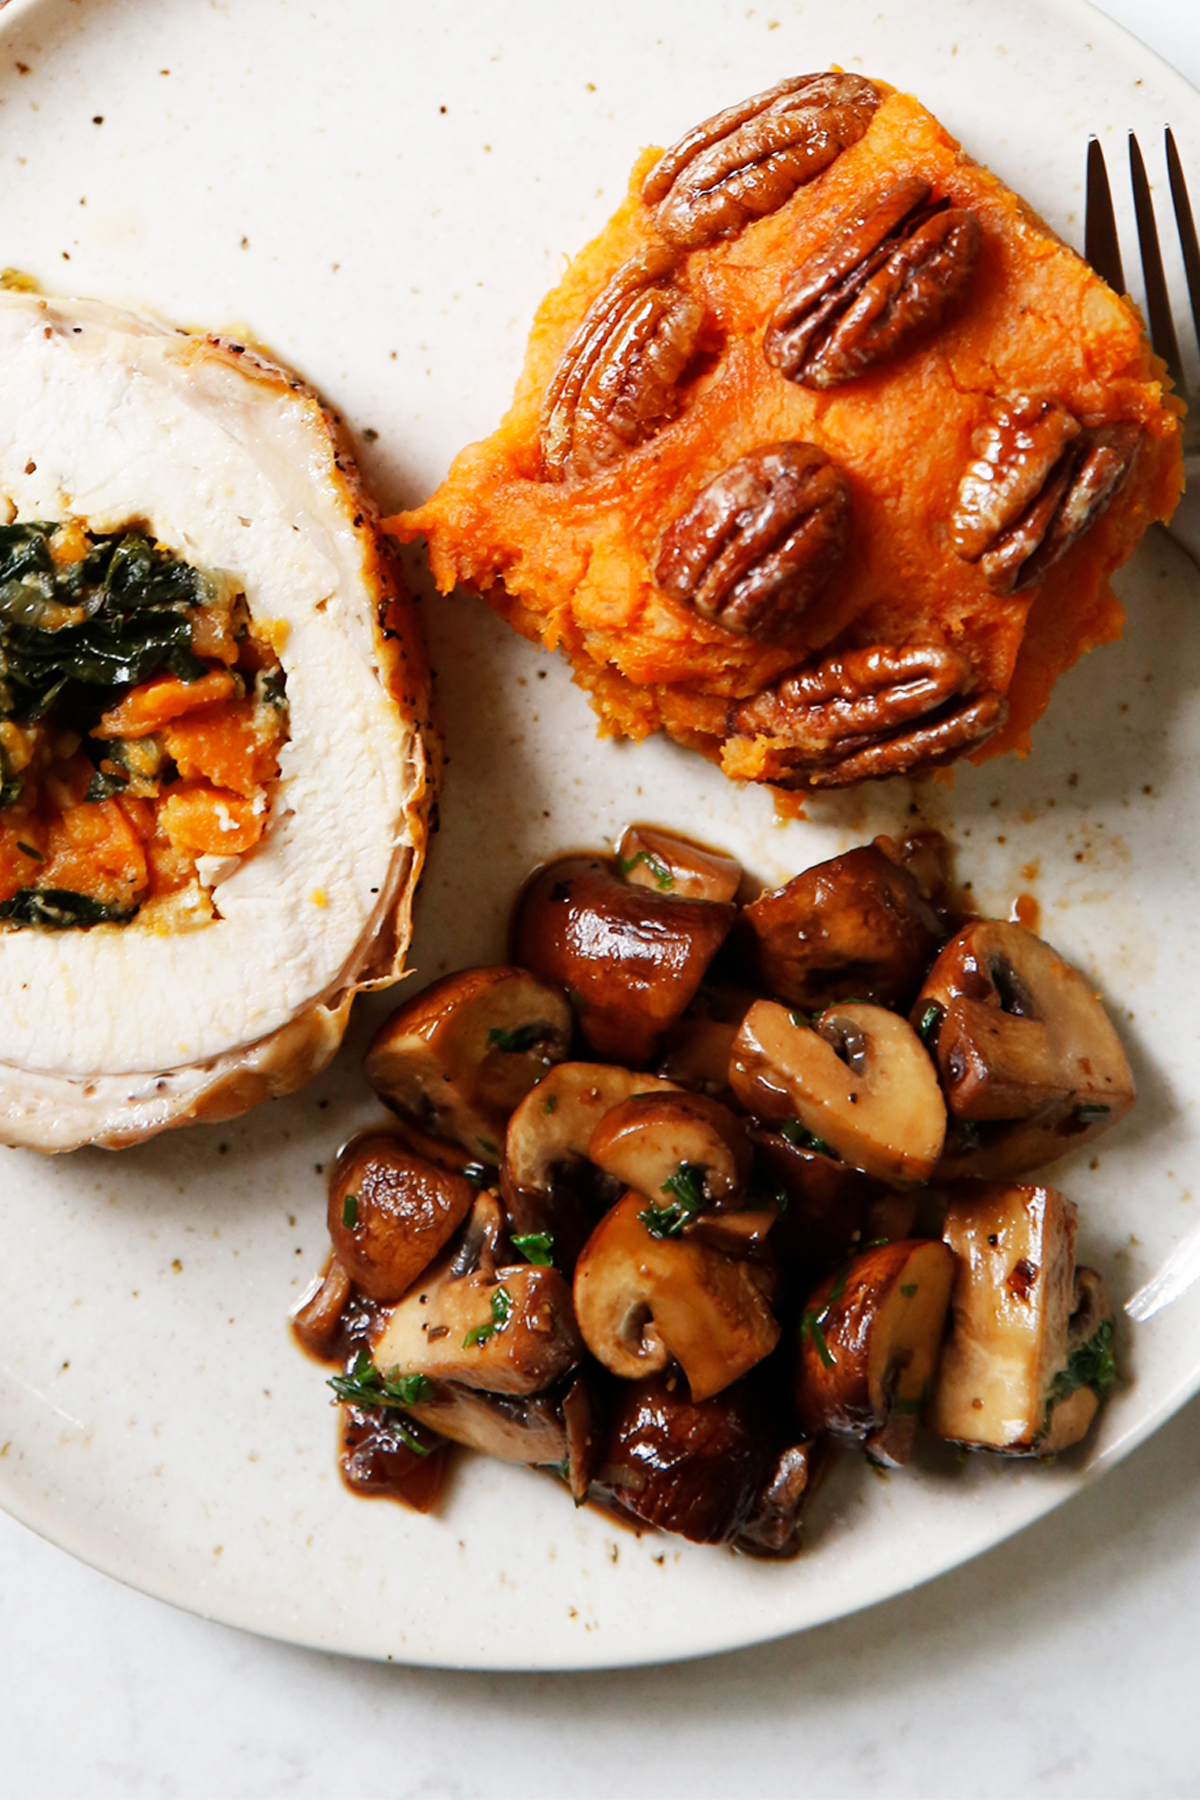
[{"x1": 1, "y1": 0, "x2": 1198, "y2": 1672}]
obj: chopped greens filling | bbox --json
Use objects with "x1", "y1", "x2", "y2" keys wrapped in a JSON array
[
  {"x1": 328, "y1": 1353, "x2": 433, "y2": 1438},
  {"x1": 0, "y1": 887, "x2": 135, "y2": 929},
  {"x1": 0, "y1": 523, "x2": 207, "y2": 723}
]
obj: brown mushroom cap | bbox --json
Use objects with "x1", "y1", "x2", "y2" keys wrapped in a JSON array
[
  {"x1": 916, "y1": 920, "x2": 1136, "y2": 1178},
  {"x1": 573, "y1": 1190, "x2": 779, "y2": 1401},
  {"x1": 328, "y1": 1132, "x2": 476, "y2": 1302},
  {"x1": 729, "y1": 998, "x2": 946, "y2": 1182},
  {"x1": 364, "y1": 965, "x2": 574, "y2": 1162},
  {"x1": 372, "y1": 1192, "x2": 584, "y2": 1395},
  {"x1": 587, "y1": 1091, "x2": 752, "y2": 1213},
  {"x1": 743, "y1": 844, "x2": 942, "y2": 1010},
  {"x1": 593, "y1": 1373, "x2": 771, "y2": 1545},
  {"x1": 794, "y1": 1238, "x2": 956, "y2": 1465},
  {"x1": 751, "y1": 1127, "x2": 915, "y2": 1275},
  {"x1": 615, "y1": 824, "x2": 743, "y2": 903},
  {"x1": 512, "y1": 856, "x2": 736, "y2": 1063}
]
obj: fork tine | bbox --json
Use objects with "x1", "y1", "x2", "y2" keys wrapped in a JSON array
[
  {"x1": 1165, "y1": 127, "x2": 1200, "y2": 355},
  {"x1": 1129, "y1": 131, "x2": 1185, "y2": 394},
  {"x1": 1086, "y1": 137, "x2": 1125, "y2": 295}
]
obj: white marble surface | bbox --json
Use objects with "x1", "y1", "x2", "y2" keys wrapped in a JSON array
[{"x1": 2, "y1": 1, "x2": 1199, "y2": 1793}]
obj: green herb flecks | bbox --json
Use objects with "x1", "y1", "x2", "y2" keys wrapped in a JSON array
[
  {"x1": 1045, "y1": 1316, "x2": 1117, "y2": 1418},
  {"x1": 463, "y1": 1285, "x2": 513, "y2": 1349},
  {"x1": 0, "y1": 887, "x2": 135, "y2": 929},
  {"x1": 1075, "y1": 1101, "x2": 1112, "y2": 1126},
  {"x1": 462, "y1": 1161, "x2": 488, "y2": 1188},
  {"x1": 892, "y1": 1379, "x2": 931, "y2": 1418},
  {"x1": 916, "y1": 1001, "x2": 945, "y2": 1046},
  {"x1": 15, "y1": 840, "x2": 42, "y2": 862},
  {"x1": 341, "y1": 1192, "x2": 359, "y2": 1230},
  {"x1": 800, "y1": 1306, "x2": 836, "y2": 1369},
  {"x1": 83, "y1": 766, "x2": 128, "y2": 802},
  {"x1": 639, "y1": 1160, "x2": 708, "y2": 1239},
  {"x1": 511, "y1": 1231, "x2": 555, "y2": 1267},
  {"x1": 0, "y1": 524, "x2": 208, "y2": 724},
  {"x1": 487, "y1": 1020, "x2": 553, "y2": 1054},
  {"x1": 542, "y1": 1092, "x2": 558, "y2": 1116},
  {"x1": 900, "y1": 1283, "x2": 918, "y2": 1299},
  {"x1": 328, "y1": 1353, "x2": 433, "y2": 1454},
  {"x1": 616, "y1": 849, "x2": 674, "y2": 891},
  {"x1": 780, "y1": 1118, "x2": 833, "y2": 1157}
]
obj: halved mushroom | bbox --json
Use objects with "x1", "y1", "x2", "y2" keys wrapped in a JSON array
[
  {"x1": 736, "y1": 1441, "x2": 816, "y2": 1556},
  {"x1": 588, "y1": 1092, "x2": 752, "y2": 1227},
  {"x1": 513, "y1": 856, "x2": 736, "y2": 1063},
  {"x1": 573, "y1": 1190, "x2": 779, "y2": 1401},
  {"x1": 372, "y1": 1192, "x2": 584, "y2": 1394},
  {"x1": 292, "y1": 1257, "x2": 354, "y2": 1358},
  {"x1": 930, "y1": 1181, "x2": 1115, "y2": 1455},
  {"x1": 327, "y1": 1131, "x2": 476, "y2": 1302},
  {"x1": 339, "y1": 1407, "x2": 449, "y2": 1511},
  {"x1": 742, "y1": 844, "x2": 942, "y2": 1011},
  {"x1": 615, "y1": 824, "x2": 743, "y2": 903},
  {"x1": 500, "y1": 1062, "x2": 680, "y2": 1272},
  {"x1": 364, "y1": 966, "x2": 574, "y2": 1163},
  {"x1": 751, "y1": 1127, "x2": 916, "y2": 1276},
  {"x1": 592, "y1": 1372, "x2": 770, "y2": 1545},
  {"x1": 915, "y1": 921, "x2": 1136, "y2": 1178},
  {"x1": 405, "y1": 1383, "x2": 568, "y2": 1467},
  {"x1": 794, "y1": 1239, "x2": 956, "y2": 1466},
  {"x1": 729, "y1": 999, "x2": 946, "y2": 1183}
]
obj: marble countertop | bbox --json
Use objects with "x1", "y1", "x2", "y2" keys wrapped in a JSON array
[{"x1": 2, "y1": 3, "x2": 1199, "y2": 1794}]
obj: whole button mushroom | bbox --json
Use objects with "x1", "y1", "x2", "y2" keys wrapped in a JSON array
[
  {"x1": 513, "y1": 855, "x2": 736, "y2": 1063},
  {"x1": 573, "y1": 1190, "x2": 779, "y2": 1401},
  {"x1": 364, "y1": 966, "x2": 574, "y2": 1164},
  {"x1": 594, "y1": 1373, "x2": 772, "y2": 1544},
  {"x1": 730, "y1": 998, "x2": 946, "y2": 1183},
  {"x1": 794, "y1": 1238, "x2": 956, "y2": 1466},
  {"x1": 931, "y1": 1181, "x2": 1116, "y2": 1455},
  {"x1": 914, "y1": 920, "x2": 1136, "y2": 1178},
  {"x1": 328, "y1": 1132, "x2": 477, "y2": 1303},
  {"x1": 743, "y1": 843, "x2": 942, "y2": 1011}
]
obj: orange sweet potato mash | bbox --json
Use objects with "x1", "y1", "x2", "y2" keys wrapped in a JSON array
[{"x1": 392, "y1": 81, "x2": 1182, "y2": 788}]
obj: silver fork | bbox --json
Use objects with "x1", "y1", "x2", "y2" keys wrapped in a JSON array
[{"x1": 1086, "y1": 130, "x2": 1200, "y2": 566}]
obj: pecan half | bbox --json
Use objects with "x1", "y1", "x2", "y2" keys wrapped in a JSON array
[
  {"x1": 731, "y1": 645, "x2": 1006, "y2": 787},
  {"x1": 654, "y1": 442, "x2": 851, "y2": 642},
  {"x1": 641, "y1": 73, "x2": 881, "y2": 251},
  {"x1": 539, "y1": 246, "x2": 704, "y2": 481},
  {"x1": 952, "y1": 397, "x2": 1143, "y2": 594},
  {"x1": 764, "y1": 176, "x2": 983, "y2": 389}
]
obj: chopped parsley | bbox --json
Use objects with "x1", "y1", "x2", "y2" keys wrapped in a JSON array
[
  {"x1": 616, "y1": 848, "x2": 674, "y2": 890},
  {"x1": 780, "y1": 1118, "x2": 833, "y2": 1157},
  {"x1": 639, "y1": 1160, "x2": 708, "y2": 1239},
  {"x1": 1045, "y1": 1317, "x2": 1117, "y2": 1417},
  {"x1": 487, "y1": 1021, "x2": 553, "y2": 1054},
  {"x1": 916, "y1": 1001, "x2": 945, "y2": 1045},
  {"x1": 800, "y1": 1306, "x2": 836, "y2": 1369},
  {"x1": 463, "y1": 1285, "x2": 513, "y2": 1348},
  {"x1": 900, "y1": 1282, "x2": 918, "y2": 1299},
  {"x1": 328, "y1": 1352, "x2": 433, "y2": 1434},
  {"x1": 542, "y1": 1092, "x2": 558, "y2": 1115},
  {"x1": 83, "y1": 766, "x2": 128, "y2": 802},
  {"x1": 892, "y1": 1378, "x2": 931, "y2": 1417},
  {"x1": 511, "y1": 1231, "x2": 555, "y2": 1266},
  {"x1": 1075, "y1": 1101, "x2": 1112, "y2": 1126},
  {"x1": 341, "y1": 1192, "x2": 359, "y2": 1230}
]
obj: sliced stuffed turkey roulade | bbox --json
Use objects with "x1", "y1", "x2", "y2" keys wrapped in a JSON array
[{"x1": 0, "y1": 290, "x2": 433, "y2": 1150}]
